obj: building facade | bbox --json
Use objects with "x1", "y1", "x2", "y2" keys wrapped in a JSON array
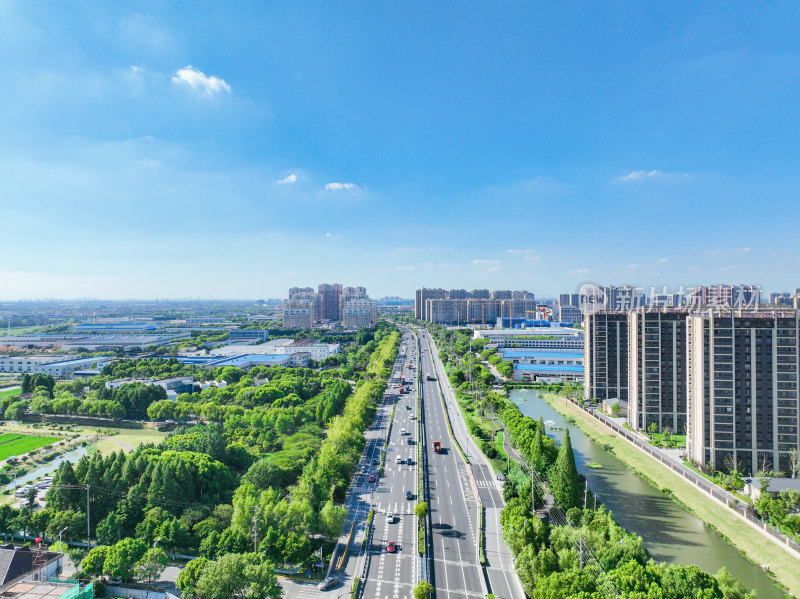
[
  {"x1": 282, "y1": 308, "x2": 313, "y2": 329},
  {"x1": 584, "y1": 311, "x2": 629, "y2": 402},
  {"x1": 343, "y1": 298, "x2": 378, "y2": 328},
  {"x1": 628, "y1": 308, "x2": 689, "y2": 433},
  {"x1": 686, "y1": 309, "x2": 800, "y2": 476},
  {"x1": 318, "y1": 283, "x2": 344, "y2": 320}
]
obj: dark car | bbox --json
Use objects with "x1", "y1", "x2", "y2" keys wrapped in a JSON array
[
  {"x1": 372, "y1": 458, "x2": 379, "y2": 465},
  {"x1": 406, "y1": 489, "x2": 413, "y2": 500},
  {"x1": 317, "y1": 576, "x2": 338, "y2": 591},
  {"x1": 386, "y1": 541, "x2": 397, "y2": 553},
  {"x1": 367, "y1": 474, "x2": 376, "y2": 483}
]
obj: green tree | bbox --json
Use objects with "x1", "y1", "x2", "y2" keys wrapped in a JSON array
[
  {"x1": 195, "y1": 552, "x2": 281, "y2": 599},
  {"x1": 550, "y1": 430, "x2": 582, "y2": 510},
  {"x1": 103, "y1": 538, "x2": 148, "y2": 581},
  {"x1": 80, "y1": 545, "x2": 109, "y2": 576},
  {"x1": 716, "y1": 567, "x2": 757, "y2": 599},
  {"x1": 135, "y1": 547, "x2": 168, "y2": 584},
  {"x1": 414, "y1": 502, "x2": 428, "y2": 520},
  {"x1": 5, "y1": 401, "x2": 27, "y2": 421},
  {"x1": 413, "y1": 580, "x2": 434, "y2": 599},
  {"x1": 176, "y1": 557, "x2": 208, "y2": 599},
  {"x1": 319, "y1": 500, "x2": 347, "y2": 541}
]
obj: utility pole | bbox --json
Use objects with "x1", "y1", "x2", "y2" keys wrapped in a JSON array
[
  {"x1": 86, "y1": 485, "x2": 91, "y2": 549},
  {"x1": 583, "y1": 481, "x2": 588, "y2": 510},
  {"x1": 251, "y1": 505, "x2": 259, "y2": 552},
  {"x1": 593, "y1": 494, "x2": 597, "y2": 511}
]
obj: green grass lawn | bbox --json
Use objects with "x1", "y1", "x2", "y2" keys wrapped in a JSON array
[
  {"x1": 0, "y1": 389, "x2": 20, "y2": 400},
  {"x1": 649, "y1": 432, "x2": 687, "y2": 448},
  {"x1": 93, "y1": 427, "x2": 170, "y2": 455},
  {"x1": 1, "y1": 326, "x2": 45, "y2": 336},
  {"x1": 0, "y1": 434, "x2": 23, "y2": 445},
  {"x1": 0, "y1": 434, "x2": 62, "y2": 460}
]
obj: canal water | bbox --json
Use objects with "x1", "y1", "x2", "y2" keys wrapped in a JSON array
[
  {"x1": 511, "y1": 389, "x2": 783, "y2": 599},
  {"x1": 3, "y1": 446, "x2": 89, "y2": 491}
]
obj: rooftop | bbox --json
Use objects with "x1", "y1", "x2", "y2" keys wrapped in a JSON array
[
  {"x1": 499, "y1": 351, "x2": 583, "y2": 358},
  {"x1": 514, "y1": 364, "x2": 584, "y2": 373}
]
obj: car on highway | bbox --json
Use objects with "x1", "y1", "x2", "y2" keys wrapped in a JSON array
[
  {"x1": 386, "y1": 541, "x2": 397, "y2": 553},
  {"x1": 386, "y1": 511, "x2": 394, "y2": 523},
  {"x1": 400, "y1": 428, "x2": 406, "y2": 435},
  {"x1": 317, "y1": 576, "x2": 339, "y2": 591},
  {"x1": 406, "y1": 489, "x2": 413, "y2": 500},
  {"x1": 406, "y1": 456, "x2": 413, "y2": 465},
  {"x1": 406, "y1": 405, "x2": 411, "y2": 410},
  {"x1": 372, "y1": 458, "x2": 379, "y2": 465},
  {"x1": 395, "y1": 455, "x2": 402, "y2": 464},
  {"x1": 407, "y1": 437, "x2": 413, "y2": 444},
  {"x1": 367, "y1": 474, "x2": 376, "y2": 483}
]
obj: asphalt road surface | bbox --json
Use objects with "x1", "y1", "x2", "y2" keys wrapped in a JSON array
[{"x1": 360, "y1": 331, "x2": 419, "y2": 599}]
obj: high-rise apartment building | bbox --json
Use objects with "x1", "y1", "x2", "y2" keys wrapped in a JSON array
[
  {"x1": 415, "y1": 288, "x2": 447, "y2": 320},
  {"x1": 283, "y1": 308, "x2": 313, "y2": 328},
  {"x1": 584, "y1": 311, "x2": 629, "y2": 402},
  {"x1": 686, "y1": 309, "x2": 799, "y2": 475},
  {"x1": 471, "y1": 289, "x2": 490, "y2": 299},
  {"x1": 449, "y1": 289, "x2": 470, "y2": 299},
  {"x1": 559, "y1": 293, "x2": 580, "y2": 307},
  {"x1": 420, "y1": 295, "x2": 537, "y2": 325},
  {"x1": 688, "y1": 284, "x2": 761, "y2": 307},
  {"x1": 289, "y1": 287, "x2": 314, "y2": 297},
  {"x1": 339, "y1": 286, "x2": 367, "y2": 319},
  {"x1": 628, "y1": 308, "x2": 689, "y2": 433},
  {"x1": 343, "y1": 298, "x2": 378, "y2": 328},
  {"x1": 318, "y1": 283, "x2": 344, "y2": 321}
]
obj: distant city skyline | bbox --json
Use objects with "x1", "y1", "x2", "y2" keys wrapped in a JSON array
[{"x1": 2, "y1": 3, "x2": 799, "y2": 299}]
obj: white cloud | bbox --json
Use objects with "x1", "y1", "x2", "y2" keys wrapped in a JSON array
[
  {"x1": 617, "y1": 170, "x2": 663, "y2": 181},
  {"x1": 620, "y1": 263, "x2": 639, "y2": 269},
  {"x1": 720, "y1": 265, "x2": 740, "y2": 272},
  {"x1": 657, "y1": 258, "x2": 669, "y2": 263},
  {"x1": 277, "y1": 173, "x2": 297, "y2": 184},
  {"x1": 705, "y1": 247, "x2": 751, "y2": 255},
  {"x1": 524, "y1": 255, "x2": 541, "y2": 261},
  {"x1": 325, "y1": 182, "x2": 358, "y2": 191},
  {"x1": 506, "y1": 249, "x2": 537, "y2": 254},
  {"x1": 325, "y1": 232, "x2": 332, "y2": 237},
  {"x1": 171, "y1": 65, "x2": 230, "y2": 95},
  {"x1": 395, "y1": 265, "x2": 415, "y2": 271},
  {"x1": 488, "y1": 266, "x2": 501, "y2": 272},
  {"x1": 615, "y1": 170, "x2": 691, "y2": 182},
  {"x1": 439, "y1": 263, "x2": 462, "y2": 269},
  {"x1": 569, "y1": 268, "x2": 591, "y2": 275},
  {"x1": 473, "y1": 259, "x2": 500, "y2": 265}
]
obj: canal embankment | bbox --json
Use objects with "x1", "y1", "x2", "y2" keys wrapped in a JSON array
[{"x1": 525, "y1": 390, "x2": 798, "y2": 597}]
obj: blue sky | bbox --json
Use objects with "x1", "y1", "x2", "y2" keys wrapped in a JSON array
[{"x1": 1, "y1": 1, "x2": 799, "y2": 300}]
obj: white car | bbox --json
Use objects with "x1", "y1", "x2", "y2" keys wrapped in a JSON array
[
  {"x1": 396, "y1": 455, "x2": 402, "y2": 464},
  {"x1": 386, "y1": 512, "x2": 394, "y2": 523}
]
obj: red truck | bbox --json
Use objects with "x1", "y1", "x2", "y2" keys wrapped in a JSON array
[{"x1": 433, "y1": 441, "x2": 442, "y2": 453}]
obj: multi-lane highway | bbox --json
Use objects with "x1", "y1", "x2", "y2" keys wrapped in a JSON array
[
  {"x1": 360, "y1": 330, "x2": 419, "y2": 599},
  {"x1": 284, "y1": 325, "x2": 522, "y2": 599},
  {"x1": 418, "y1": 331, "x2": 486, "y2": 599},
  {"x1": 421, "y1": 329, "x2": 524, "y2": 599}
]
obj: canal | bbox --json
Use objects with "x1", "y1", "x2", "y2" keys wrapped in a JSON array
[{"x1": 511, "y1": 388, "x2": 783, "y2": 598}]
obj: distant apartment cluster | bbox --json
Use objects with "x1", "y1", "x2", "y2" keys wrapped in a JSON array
[
  {"x1": 583, "y1": 283, "x2": 800, "y2": 476},
  {"x1": 414, "y1": 288, "x2": 536, "y2": 325},
  {"x1": 283, "y1": 284, "x2": 377, "y2": 328}
]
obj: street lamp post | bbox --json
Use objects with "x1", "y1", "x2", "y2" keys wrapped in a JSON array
[
  {"x1": 58, "y1": 526, "x2": 68, "y2": 549},
  {"x1": 153, "y1": 536, "x2": 162, "y2": 561}
]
